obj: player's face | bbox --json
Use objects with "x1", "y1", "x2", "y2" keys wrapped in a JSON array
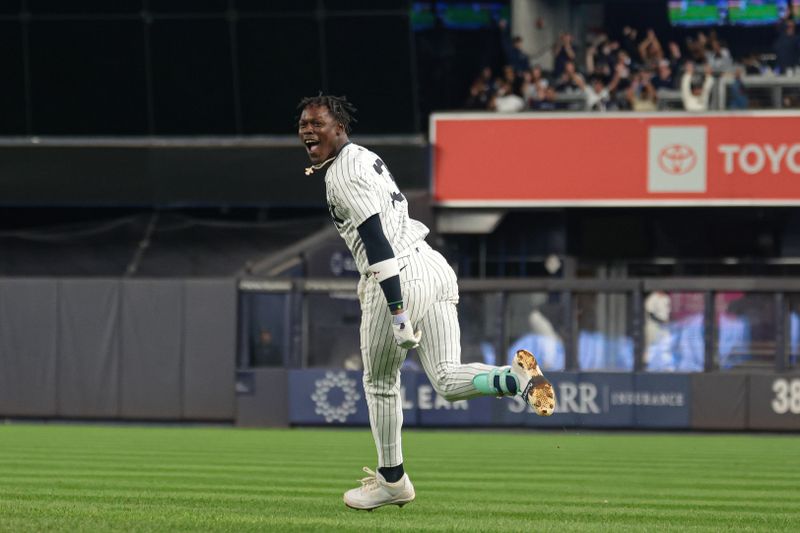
[{"x1": 298, "y1": 105, "x2": 344, "y2": 165}]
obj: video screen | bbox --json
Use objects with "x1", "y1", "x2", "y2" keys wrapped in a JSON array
[
  {"x1": 411, "y1": 2, "x2": 511, "y2": 31},
  {"x1": 668, "y1": 1, "x2": 727, "y2": 27},
  {"x1": 787, "y1": 0, "x2": 800, "y2": 20},
  {"x1": 728, "y1": 0, "x2": 782, "y2": 25}
]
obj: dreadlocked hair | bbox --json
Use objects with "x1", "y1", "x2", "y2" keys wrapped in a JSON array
[{"x1": 297, "y1": 93, "x2": 358, "y2": 133}]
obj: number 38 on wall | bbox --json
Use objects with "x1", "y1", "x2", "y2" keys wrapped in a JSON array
[{"x1": 771, "y1": 379, "x2": 800, "y2": 415}]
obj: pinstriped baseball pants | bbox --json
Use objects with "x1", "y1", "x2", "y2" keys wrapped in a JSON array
[{"x1": 357, "y1": 241, "x2": 498, "y2": 467}]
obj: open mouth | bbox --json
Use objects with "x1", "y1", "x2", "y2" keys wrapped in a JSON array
[{"x1": 304, "y1": 138, "x2": 321, "y2": 155}]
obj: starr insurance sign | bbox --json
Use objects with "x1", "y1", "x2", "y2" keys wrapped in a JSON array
[{"x1": 430, "y1": 111, "x2": 800, "y2": 206}]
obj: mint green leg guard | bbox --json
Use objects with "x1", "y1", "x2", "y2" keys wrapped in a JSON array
[{"x1": 471, "y1": 366, "x2": 519, "y2": 396}]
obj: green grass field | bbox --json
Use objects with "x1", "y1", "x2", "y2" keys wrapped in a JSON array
[{"x1": 0, "y1": 424, "x2": 798, "y2": 532}]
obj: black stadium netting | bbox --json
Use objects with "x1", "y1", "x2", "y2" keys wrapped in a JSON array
[{"x1": 0, "y1": 212, "x2": 326, "y2": 277}]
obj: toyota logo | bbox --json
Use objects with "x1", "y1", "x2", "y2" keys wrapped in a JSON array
[{"x1": 658, "y1": 144, "x2": 697, "y2": 175}]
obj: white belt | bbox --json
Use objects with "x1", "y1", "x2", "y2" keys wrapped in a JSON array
[{"x1": 363, "y1": 241, "x2": 427, "y2": 278}]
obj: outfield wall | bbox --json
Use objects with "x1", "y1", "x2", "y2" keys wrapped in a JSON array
[
  {"x1": 1, "y1": 277, "x2": 800, "y2": 430},
  {"x1": 0, "y1": 278, "x2": 236, "y2": 421},
  {"x1": 248, "y1": 369, "x2": 800, "y2": 431}
]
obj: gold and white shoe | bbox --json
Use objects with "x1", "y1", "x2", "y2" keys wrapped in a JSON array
[
  {"x1": 343, "y1": 467, "x2": 415, "y2": 511},
  {"x1": 511, "y1": 349, "x2": 556, "y2": 416}
]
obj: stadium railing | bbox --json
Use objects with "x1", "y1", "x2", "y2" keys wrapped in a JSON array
[
  {"x1": 238, "y1": 276, "x2": 800, "y2": 374},
  {"x1": 542, "y1": 74, "x2": 800, "y2": 112}
]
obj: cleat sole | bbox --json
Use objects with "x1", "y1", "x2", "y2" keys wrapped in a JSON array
[
  {"x1": 514, "y1": 349, "x2": 556, "y2": 416},
  {"x1": 344, "y1": 498, "x2": 414, "y2": 511}
]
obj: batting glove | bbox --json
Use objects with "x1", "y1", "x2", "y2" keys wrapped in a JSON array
[{"x1": 392, "y1": 311, "x2": 421, "y2": 350}]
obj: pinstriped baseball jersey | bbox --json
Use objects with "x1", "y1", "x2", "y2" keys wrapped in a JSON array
[
  {"x1": 321, "y1": 141, "x2": 509, "y2": 469},
  {"x1": 324, "y1": 142, "x2": 429, "y2": 275}
]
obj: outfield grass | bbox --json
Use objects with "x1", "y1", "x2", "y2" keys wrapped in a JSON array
[{"x1": 0, "y1": 424, "x2": 798, "y2": 532}]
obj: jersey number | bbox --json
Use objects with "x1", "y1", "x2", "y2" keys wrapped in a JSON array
[
  {"x1": 374, "y1": 158, "x2": 405, "y2": 207},
  {"x1": 373, "y1": 158, "x2": 395, "y2": 182},
  {"x1": 390, "y1": 191, "x2": 405, "y2": 207}
]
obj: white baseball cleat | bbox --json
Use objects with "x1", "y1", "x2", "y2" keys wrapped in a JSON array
[
  {"x1": 343, "y1": 467, "x2": 415, "y2": 511},
  {"x1": 511, "y1": 349, "x2": 556, "y2": 416}
]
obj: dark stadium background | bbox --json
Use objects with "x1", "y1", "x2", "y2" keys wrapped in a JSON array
[
  {"x1": 0, "y1": 0, "x2": 786, "y2": 136},
  {"x1": 2, "y1": 0, "x2": 797, "y2": 273},
  {"x1": 0, "y1": 0, "x2": 799, "y2": 432}
]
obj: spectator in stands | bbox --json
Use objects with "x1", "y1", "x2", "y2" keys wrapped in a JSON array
[
  {"x1": 621, "y1": 26, "x2": 640, "y2": 64},
  {"x1": 644, "y1": 292, "x2": 675, "y2": 372},
  {"x1": 589, "y1": 75, "x2": 617, "y2": 111},
  {"x1": 727, "y1": 68, "x2": 750, "y2": 110},
  {"x1": 706, "y1": 37, "x2": 733, "y2": 72},
  {"x1": 741, "y1": 53, "x2": 764, "y2": 75},
  {"x1": 667, "y1": 40, "x2": 684, "y2": 71},
  {"x1": 509, "y1": 36, "x2": 531, "y2": 75},
  {"x1": 514, "y1": 35, "x2": 532, "y2": 68},
  {"x1": 686, "y1": 32, "x2": 709, "y2": 64},
  {"x1": 465, "y1": 76, "x2": 492, "y2": 110},
  {"x1": 586, "y1": 34, "x2": 616, "y2": 80},
  {"x1": 650, "y1": 59, "x2": 675, "y2": 90},
  {"x1": 530, "y1": 64, "x2": 549, "y2": 91},
  {"x1": 504, "y1": 64, "x2": 517, "y2": 83},
  {"x1": 681, "y1": 62, "x2": 714, "y2": 111},
  {"x1": 462, "y1": 22, "x2": 793, "y2": 112},
  {"x1": 553, "y1": 32, "x2": 576, "y2": 78},
  {"x1": 531, "y1": 64, "x2": 548, "y2": 86},
  {"x1": 479, "y1": 66, "x2": 494, "y2": 88},
  {"x1": 489, "y1": 80, "x2": 526, "y2": 112},
  {"x1": 464, "y1": 67, "x2": 496, "y2": 110},
  {"x1": 581, "y1": 76, "x2": 608, "y2": 111},
  {"x1": 774, "y1": 17, "x2": 800, "y2": 75},
  {"x1": 519, "y1": 69, "x2": 539, "y2": 107},
  {"x1": 612, "y1": 50, "x2": 633, "y2": 92},
  {"x1": 716, "y1": 294, "x2": 753, "y2": 370},
  {"x1": 626, "y1": 70, "x2": 658, "y2": 111},
  {"x1": 638, "y1": 29, "x2": 664, "y2": 70},
  {"x1": 554, "y1": 60, "x2": 585, "y2": 93},
  {"x1": 498, "y1": 19, "x2": 532, "y2": 75},
  {"x1": 585, "y1": 35, "x2": 602, "y2": 74},
  {"x1": 577, "y1": 67, "x2": 621, "y2": 111},
  {"x1": 531, "y1": 86, "x2": 561, "y2": 111},
  {"x1": 524, "y1": 65, "x2": 549, "y2": 108}
]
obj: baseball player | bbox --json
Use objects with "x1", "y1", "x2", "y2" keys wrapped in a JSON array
[{"x1": 297, "y1": 94, "x2": 555, "y2": 511}]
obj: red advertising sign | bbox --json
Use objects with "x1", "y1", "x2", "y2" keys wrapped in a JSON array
[{"x1": 430, "y1": 112, "x2": 800, "y2": 206}]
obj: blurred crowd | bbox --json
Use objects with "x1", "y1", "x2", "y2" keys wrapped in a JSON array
[{"x1": 466, "y1": 13, "x2": 800, "y2": 113}]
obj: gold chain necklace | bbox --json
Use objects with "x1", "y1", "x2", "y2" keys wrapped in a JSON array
[{"x1": 304, "y1": 156, "x2": 336, "y2": 176}]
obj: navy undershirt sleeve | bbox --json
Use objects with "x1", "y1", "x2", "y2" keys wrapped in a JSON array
[
  {"x1": 358, "y1": 214, "x2": 393, "y2": 263},
  {"x1": 357, "y1": 214, "x2": 403, "y2": 311}
]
